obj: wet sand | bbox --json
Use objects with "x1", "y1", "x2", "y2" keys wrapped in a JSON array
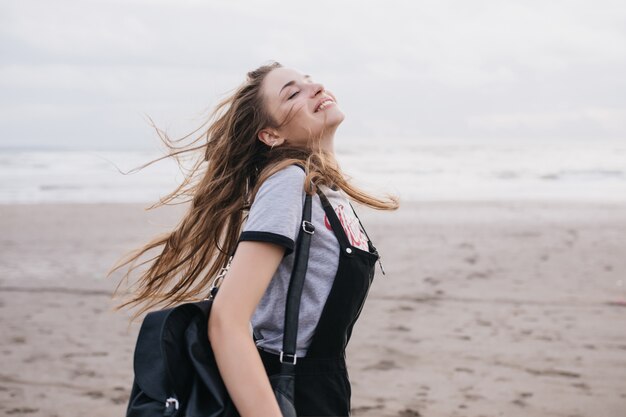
[{"x1": 1, "y1": 200, "x2": 625, "y2": 416}]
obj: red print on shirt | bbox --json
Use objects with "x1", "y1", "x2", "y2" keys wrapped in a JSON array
[{"x1": 324, "y1": 202, "x2": 369, "y2": 251}]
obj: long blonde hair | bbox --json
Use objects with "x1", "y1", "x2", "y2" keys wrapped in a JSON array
[{"x1": 108, "y1": 60, "x2": 399, "y2": 321}]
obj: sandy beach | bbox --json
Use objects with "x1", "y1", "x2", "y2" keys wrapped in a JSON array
[{"x1": 1, "y1": 200, "x2": 625, "y2": 417}]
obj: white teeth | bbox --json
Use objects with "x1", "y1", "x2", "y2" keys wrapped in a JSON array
[{"x1": 316, "y1": 100, "x2": 333, "y2": 112}]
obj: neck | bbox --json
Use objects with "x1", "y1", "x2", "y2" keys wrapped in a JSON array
[
  {"x1": 321, "y1": 140, "x2": 334, "y2": 155},
  {"x1": 319, "y1": 125, "x2": 339, "y2": 156}
]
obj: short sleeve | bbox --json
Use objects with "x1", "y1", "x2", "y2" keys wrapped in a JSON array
[{"x1": 238, "y1": 165, "x2": 306, "y2": 256}]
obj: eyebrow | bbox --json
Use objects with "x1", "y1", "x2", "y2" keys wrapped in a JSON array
[{"x1": 279, "y1": 74, "x2": 311, "y2": 97}]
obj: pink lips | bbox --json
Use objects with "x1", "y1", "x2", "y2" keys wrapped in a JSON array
[{"x1": 314, "y1": 97, "x2": 335, "y2": 112}]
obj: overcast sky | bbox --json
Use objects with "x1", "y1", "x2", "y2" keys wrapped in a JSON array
[{"x1": 1, "y1": 0, "x2": 625, "y2": 150}]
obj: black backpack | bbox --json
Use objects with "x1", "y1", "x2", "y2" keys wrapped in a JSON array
[{"x1": 125, "y1": 172, "x2": 314, "y2": 416}]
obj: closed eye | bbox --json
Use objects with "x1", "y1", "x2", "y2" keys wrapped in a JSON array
[{"x1": 288, "y1": 91, "x2": 299, "y2": 100}]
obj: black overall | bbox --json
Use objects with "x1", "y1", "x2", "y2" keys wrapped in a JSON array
[{"x1": 255, "y1": 187, "x2": 381, "y2": 417}]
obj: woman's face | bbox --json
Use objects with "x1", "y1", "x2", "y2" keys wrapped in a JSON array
[{"x1": 258, "y1": 67, "x2": 345, "y2": 149}]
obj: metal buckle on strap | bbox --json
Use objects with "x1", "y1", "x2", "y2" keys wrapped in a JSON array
[
  {"x1": 279, "y1": 351, "x2": 297, "y2": 364},
  {"x1": 165, "y1": 397, "x2": 179, "y2": 410},
  {"x1": 302, "y1": 220, "x2": 315, "y2": 234},
  {"x1": 204, "y1": 255, "x2": 233, "y2": 300}
]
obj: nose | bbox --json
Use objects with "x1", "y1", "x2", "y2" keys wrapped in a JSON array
[{"x1": 310, "y1": 81, "x2": 324, "y2": 97}]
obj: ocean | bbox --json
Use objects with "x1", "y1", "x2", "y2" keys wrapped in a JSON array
[{"x1": 1, "y1": 139, "x2": 625, "y2": 204}]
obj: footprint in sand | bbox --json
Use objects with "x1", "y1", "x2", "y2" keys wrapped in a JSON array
[
  {"x1": 110, "y1": 398, "x2": 127, "y2": 405},
  {"x1": 398, "y1": 408, "x2": 423, "y2": 416},
  {"x1": 511, "y1": 391, "x2": 533, "y2": 407},
  {"x1": 71, "y1": 368, "x2": 98, "y2": 378},
  {"x1": 10, "y1": 336, "x2": 26, "y2": 344},
  {"x1": 352, "y1": 404, "x2": 385, "y2": 413},
  {"x1": 526, "y1": 368, "x2": 580, "y2": 378},
  {"x1": 363, "y1": 359, "x2": 400, "y2": 371},
  {"x1": 389, "y1": 325, "x2": 411, "y2": 332},
  {"x1": 464, "y1": 393, "x2": 485, "y2": 401},
  {"x1": 23, "y1": 353, "x2": 50, "y2": 363},
  {"x1": 423, "y1": 276, "x2": 440, "y2": 285},
  {"x1": 5, "y1": 407, "x2": 39, "y2": 414},
  {"x1": 83, "y1": 390, "x2": 105, "y2": 399},
  {"x1": 512, "y1": 398, "x2": 528, "y2": 407},
  {"x1": 464, "y1": 255, "x2": 478, "y2": 264},
  {"x1": 466, "y1": 271, "x2": 491, "y2": 280},
  {"x1": 62, "y1": 351, "x2": 108, "y2": 359},
  {"x1": 572, "y1": 382, "x2": 591, "y2": 393},
  {"x1": 109, "y1": 392, "x2": 129, "y2": 405}
]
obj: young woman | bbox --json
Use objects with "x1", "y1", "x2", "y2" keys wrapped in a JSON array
[{"x1": 110, "y1": 61, "x2": 399, "y2": 417}]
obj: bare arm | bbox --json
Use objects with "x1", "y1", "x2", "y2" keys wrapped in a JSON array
[{"x1": 208, "y1": 240, "x2": 285, "y2": 417}]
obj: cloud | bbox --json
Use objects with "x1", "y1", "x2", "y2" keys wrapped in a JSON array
[{"x1": 1, "y1": 0, "x2": 625, "y2": 149}]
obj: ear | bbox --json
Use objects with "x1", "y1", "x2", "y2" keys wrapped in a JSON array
[{"x1": 257, "y1": 129, "x2": 285, "y2": 147}]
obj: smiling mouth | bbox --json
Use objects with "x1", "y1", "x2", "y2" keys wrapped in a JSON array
[{"x1": 315, "y1": 99, "x2": 335, "y2": 112}]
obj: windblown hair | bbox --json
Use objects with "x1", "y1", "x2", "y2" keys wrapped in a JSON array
[{"x1": 108, "y1": 60, "x2": 399, "y2": 321}]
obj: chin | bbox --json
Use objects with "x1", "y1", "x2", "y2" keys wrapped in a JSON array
[{"x1": 326, "y1": 110, "x2": 345, "y2": 126}]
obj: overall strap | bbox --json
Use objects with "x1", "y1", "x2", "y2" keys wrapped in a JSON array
[
  {"x1": 280, "y1": 162, "x2": 314, "y2": 370},
  {"x1": 279, "y1": 189, "x2": 314, "y2": 372}
]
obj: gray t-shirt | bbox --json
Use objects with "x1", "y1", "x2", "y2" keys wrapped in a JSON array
[{"x1": 237, "y1": 164, "x2": 371, "y2": 357}]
